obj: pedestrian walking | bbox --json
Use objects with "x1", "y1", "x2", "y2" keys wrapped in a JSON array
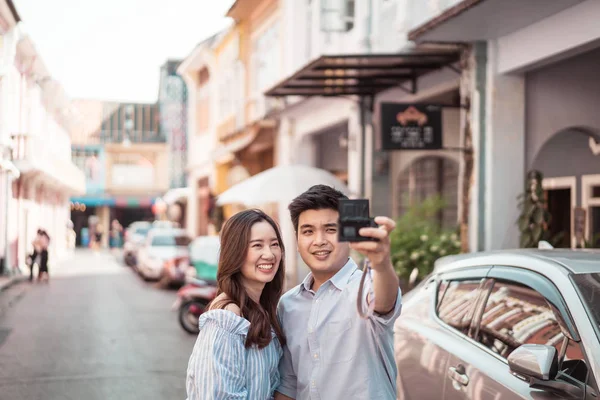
[
  {"x1": 185, "y1": 209, "x2": 286, "y2": 400},
  {"x1": 275, "y1": 185, "x2": 402, "y2": 400},
  {"x1": 92, "y1": 225, "x2": 103, "y2": 252},
  {"x1": 27, "y1": 229, "x2": 43, "y2": 281},
  {"x1": 110, "y1": 219, "x2": 123, "y2": 249},
  {"x1": 37, "y1": 230, "x2": 50, "y2": 282},
  {"x1": 28, "y1": 229, "x2": 50, "y2": 282}
]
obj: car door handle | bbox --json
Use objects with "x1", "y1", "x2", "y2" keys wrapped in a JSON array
[{"x1": 448, "y1": 365, "x2": 470, "y2": 386}]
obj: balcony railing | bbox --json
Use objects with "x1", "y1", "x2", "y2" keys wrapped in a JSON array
[
  {"x1": 10, "y1": 132, "x2": 86, "y2": 194},
  {"x1": 97, "y1": 130, "x2": 167, "y2": 144},
  {"x1": 11, "y1": 133, "x2": 42, "y2": 162}
]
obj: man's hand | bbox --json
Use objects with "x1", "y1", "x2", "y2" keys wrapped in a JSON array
[
  {"x1": 349, "y1": 216, "x2": 396, "y2": 271},
  {"x1": 349, "y1": 216, "x2": 399, "y2": 315}
]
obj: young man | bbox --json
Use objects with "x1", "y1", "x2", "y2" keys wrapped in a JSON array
[{"x1": 275, "y1": 185, "x2": 401, "y2": 400}]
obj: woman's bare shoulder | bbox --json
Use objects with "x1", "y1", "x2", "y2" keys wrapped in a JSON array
[{"x1": 209, "y1": 293, "x2": 242, "y2": 316}]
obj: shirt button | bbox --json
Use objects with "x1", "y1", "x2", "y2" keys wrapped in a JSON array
[
  {"x1": 311, "y1": 380, "x2": 316, "y2": 387},
  {"x1": 313, "y1": 353, "x2": 319, "y2": 359},
  {"x1": 316, "y1": 299, "x2": 321, "y2": 303},
  {"x1": 308, "y1": 327, "x2": 313, "y2": 333}
]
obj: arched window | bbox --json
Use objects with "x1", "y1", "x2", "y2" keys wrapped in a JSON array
[{"x1": 396, "y1": 155, "x2": 459, "y2": 229}]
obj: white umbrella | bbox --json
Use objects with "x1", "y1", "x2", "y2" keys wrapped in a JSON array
[{"x1": 216, "y1": 164, "x2": 352, "y2": 206}]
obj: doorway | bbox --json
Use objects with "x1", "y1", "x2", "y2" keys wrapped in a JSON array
[
  {"x1": 545, "y1": 188, "x2": 571, "y2": 248},
  {"x1": 590, "y1": 207, "x2": 600, "y2": 248}
]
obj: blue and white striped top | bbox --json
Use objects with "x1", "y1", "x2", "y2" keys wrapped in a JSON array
[{"x1": 186, "y1": 309, "x2": 282, "y2": 400}]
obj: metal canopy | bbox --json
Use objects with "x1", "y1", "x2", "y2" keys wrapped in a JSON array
[{"x1": 264, "y1": 48, "x2": 461, "y2": 98}]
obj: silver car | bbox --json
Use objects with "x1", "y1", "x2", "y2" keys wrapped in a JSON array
[
  {"x1": 136, "y1": 228, "x2": 191, "y2": 282},
  {"x1": 394, "y1": 249, "x2": 599, "y2": 400}
]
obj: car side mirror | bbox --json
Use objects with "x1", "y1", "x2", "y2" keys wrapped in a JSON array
[
  {"x1": 509, "y1": 344, "x2": 584, "y2": 399},
  {"x1": 508, "y1": 344, "x2": 558, "y2": 381}
]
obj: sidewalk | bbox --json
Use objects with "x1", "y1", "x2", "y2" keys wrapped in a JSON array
[{"x1": 0, "y1": 274, "x2": 28, "y2": 292}]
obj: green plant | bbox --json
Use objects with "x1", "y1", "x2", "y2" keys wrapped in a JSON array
[
  {"x1": 390, "y1": 196, "x2": 462, "y2": 282},
  {"x1": 583, "y1": 233, "x2": 600, "y2": 248},
  {"x1": 517, "y1": 170, "x2": 564, "y2": 248}
]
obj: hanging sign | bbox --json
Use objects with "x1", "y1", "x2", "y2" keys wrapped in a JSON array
[{"x1": 380, "y1": 103, "x2": 443, "y2": 150}]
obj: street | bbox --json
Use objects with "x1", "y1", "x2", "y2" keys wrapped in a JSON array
[{"x1": 0, "y1": 250, "x2": 196, "y2": 400}]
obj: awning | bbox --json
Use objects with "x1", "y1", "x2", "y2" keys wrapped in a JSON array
[
  {"x1": 212, "y1": 119, "x2": 277, "y2": 163},
  {"x1": 408, "y1": 0, "x2": 583, "y2": 43},
  {"x1": 264, "y1": 47, "x2": 461, "y2": 98},
  {"x1": 162, "y1": 187, "x2": 190, "y2": 205},
  {"x1": 70, "y1": 196, "x2": 158, "y2": 207}
]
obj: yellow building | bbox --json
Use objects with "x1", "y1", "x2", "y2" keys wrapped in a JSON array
[
  {"x1": 180, "y1": 0, "x2": 284, "y2": 236},
  {"x1": 214, "y1": 0, "x2": 282, "y2": 221}
]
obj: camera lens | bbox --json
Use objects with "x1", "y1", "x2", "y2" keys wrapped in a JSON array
[{"x1": 343, "y1": 226, "x2": 356, "y2": 237}]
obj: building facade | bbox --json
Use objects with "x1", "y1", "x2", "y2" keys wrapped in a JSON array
[
  {"x1": 178, "y1": 31, "x2": 223, "y2": 238},
  {"x1": 410, "y1": 0, "x2": 600, "y2": 250},
  {"x1": 0, "y1": 7, "x2": 85, "y2": 273},
  {"x1": 265, "y1": 0, "x2": 468, "y2": 281},
  {"x1": 70, "y1": 99, "x2": 168, "y2": 247},
  {"x1": 158, "y1": 60, "x2": 188, "y2": 190},
  {"x1": 178, "y1": 0, "x2": 475, "y2": 285},
  {"x1": 180, "y1": 0, "x2": 285, "y2": 238}
]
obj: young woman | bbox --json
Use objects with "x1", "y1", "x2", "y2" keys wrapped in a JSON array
[{"x1": 186, "y1": 209, "x2": 286, "y2": 400}]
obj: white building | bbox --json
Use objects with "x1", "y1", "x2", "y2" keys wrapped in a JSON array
[
  {"x1": 0, "y1": 14, "x2": 85, "y2": 275},
  {"x1": 268, "y1": 0, "x2": 468, "y2": 282},
  {"x1": 410, "y1": 0, "x2": 600, "y2": 250},
  {"x1": 0, "y1": 0, "x2": 21, "y2": 274},
  {"x1": 178, "y1": 30, "x2": 228, "y2": 238}
]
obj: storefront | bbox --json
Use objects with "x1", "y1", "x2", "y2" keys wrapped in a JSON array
[
  {"x1": 266, "y1": 48, "x2": 464, "y2": 222},
  {"x1": 409, "y1": 0, "x2": 600, "y2": 249},
  {"x1": 374, "y1": 77, "x2": 462, "y2": 229}
]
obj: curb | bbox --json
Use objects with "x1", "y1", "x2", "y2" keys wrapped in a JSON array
[{"x1": 0, "y1": 275, "x2": 28, "y2": 293}]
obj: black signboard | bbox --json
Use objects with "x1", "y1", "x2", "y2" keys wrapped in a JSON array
[{"x1": 380, "y1": 103, "x2": 443, "y2": 150}]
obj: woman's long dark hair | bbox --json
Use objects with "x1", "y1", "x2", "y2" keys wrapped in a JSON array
[{"x1": 210, "y1": 209, "x2": 286, "y2": 349}]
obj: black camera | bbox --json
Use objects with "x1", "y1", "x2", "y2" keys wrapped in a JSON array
[{"x1": 337, "y1": 199, "x2": 379, "y2": 242}]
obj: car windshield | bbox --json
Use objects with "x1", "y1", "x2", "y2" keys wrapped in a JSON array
[
  {"x1": 151, "y1": 234, "x2": 190, "y2": 247},
  {"x1": 572, "y1": 273, "x2": 600, "y2": 334}
]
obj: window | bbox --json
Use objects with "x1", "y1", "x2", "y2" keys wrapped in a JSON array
[
  {"x1": 344, "y1": 0, "x2": 355, "y2": 31},
  {"x1": 476, "y1": 280, "x2": 588, "y2": 384},
  {"x1": 320, "y1": 0, "x2": 355, "y2": 33},
  {"x1": 436, "y1": 280, "x2": 482, "y2": 335},
  {"x1": 572, "y1": 273, "x2": 600, "y2": 337},
  {"x1": 252, "y1": 21, "x2": 280, "y2": 95},
  {"x1": 396, "y1": 156, "x2": 459, "y2": 229},
  {"x1": 196, "y1": 68, "x2": 210, "y2": 133}
]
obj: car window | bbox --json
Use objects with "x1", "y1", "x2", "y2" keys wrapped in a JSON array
[
  {"x1": 571, "y1": 273, "x2": 600, "y2": 335},
  {"x1": 476, "y1": 280, "x2": 588, "y2": 383},
  {"x1": 436, "y1": 280, "x2": 482, "y2": 335}
]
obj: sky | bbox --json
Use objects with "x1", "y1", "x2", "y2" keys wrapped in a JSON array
[{"x1": 13, "y1": 0, "x2": 234, "y2": 103}]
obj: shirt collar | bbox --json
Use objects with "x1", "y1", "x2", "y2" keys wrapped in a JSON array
[{"x1": 299, "y1": 258, "x2": 358, "y2": 293}]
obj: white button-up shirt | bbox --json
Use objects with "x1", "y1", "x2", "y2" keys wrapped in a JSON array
[{"x1": 277, "y1": 258, "x2": 402, "y2": 399}]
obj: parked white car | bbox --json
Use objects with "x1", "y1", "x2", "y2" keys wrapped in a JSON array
[
  {"x1": 123, "y1": 221, "x2": 152, "y2": 266},
  {"x1": 136, "y1": 228, "x2": 191, "y2": 282}
]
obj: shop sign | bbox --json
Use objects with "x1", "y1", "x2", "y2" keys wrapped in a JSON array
[{"x1": 380, "y1": 103, "x2": 443, "y2": 150}]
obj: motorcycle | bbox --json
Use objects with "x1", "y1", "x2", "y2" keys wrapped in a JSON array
[{"x1": 172, "y1": 276, "x2": 217, "y2": 334}]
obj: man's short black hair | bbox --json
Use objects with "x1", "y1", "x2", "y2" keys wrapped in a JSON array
[{"x1": 288, "y1": 184, "x2": 348, "y2": 232}]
